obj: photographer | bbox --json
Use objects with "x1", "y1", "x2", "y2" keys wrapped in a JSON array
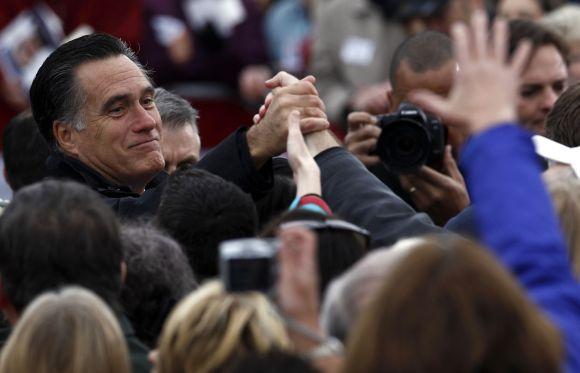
[{"x1": 345, "y1": 31, "x2": 470, "y2": 226}]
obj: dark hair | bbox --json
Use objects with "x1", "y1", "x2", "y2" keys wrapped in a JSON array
[
  {"x1": 344, "y1": 235, "x2": 563, "y2": 372},
  {"x1": 2, "y1": 111, "x2": 49, "y2": 191},
  {"x1": 254, "y1": 175, "x2": 296, "y2": 229},
  {"x1": 154, "y1": 88, "x2": 198, "y2": 132},
  {"x1": 538, "y1": 0, "x2": 564, "y2": 12},
  {"x1": 157, "y1": 168, "x2": 258, "y2": 281},
  {"x1": 224, "y1": 351, "x2": 318, "y2": 373},
  {"x1": 30, "y1": 33, "x2": 146, "y2": 147},
  {"x1": 508, "y1": 19, "x2": 569, "y2": 64},
  {"x1": 261, "y1": 209, "x2": 368, "y2": 296},
  {"x1": 120, "y1": 221, "x2": 197, "y2": 348},
  {"x1": 0, "y1": 180, "x2": 124, "y2": 314},
  {"x1": 546, "y1": 83, "x2": 580, "y2": 147},
  {"x1": 389, "y1": 31, "x2": 453, "y2": 91}
]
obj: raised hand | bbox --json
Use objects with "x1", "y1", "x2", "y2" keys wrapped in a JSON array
[
  {"x1": 276, "y1": 226, "x2": 320, "y2": 330},
  {"x1": 246, "y1": 75, "x2": 329, "y2": 167},
  {"x1": 287, "y1": 110, "x2": 321, "y2": 197},
  {"x1": 252, "y1": 72, "x2": 317, "y2": 124}
]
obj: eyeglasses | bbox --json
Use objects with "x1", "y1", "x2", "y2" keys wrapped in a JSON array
[{"x1": 280, "y1": 219, "x2": 371, "y2": 248}]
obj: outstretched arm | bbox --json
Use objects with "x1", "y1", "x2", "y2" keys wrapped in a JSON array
[{"x1": 412, "y1": 11, "x2": 580, "y2": 371}]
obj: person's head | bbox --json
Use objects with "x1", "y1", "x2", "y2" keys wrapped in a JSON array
[
  {"x1": 509, "y1": 19, "x2": 569, "y2": 135},
  {"x1": 120, "y1": 221, "x2": 197, "y2": 347},
  {"x1": 497, "y1": 0, "x2": 562, "y2": 20},
  {"x1": 262, "y1": 209, "x2": 368, "y2": 297},
  {"x1": 157, "y1": 281, "x2": 290, "y2": 373},
  {"x1": 321, "y1": 242, "x2": 416, "y2": 341},
  {"x1": 2, "y1": 110, "x2": 49, "y2": 191},
  {"x1": 542, "y1": 4, "x2": 580, "y2": 84},
  {"x1": 389, "y1": 31, "x2": 455, "y2": 111},
  {"x1": 30, "y1": 33, "x2": 163, "y2": 194},
  {"x1": 545, "y1": 83, "x2": 580, "y2": 146},
  {"x1": 254, "y1": 174, "x2": 296, "y2": 229},
  {"x1": 154, "y1": 88, "x2": 201, "y2": 174},
  {"x1": 157, "y1": 168, "x2": 258, "y2": 282},
  {"x1": 342, "y1": 235, "x2": 563, "y2": 372},
  {"x1": 0, "y1": 287, "x2": 130, "y2": 373},
  {"x1": 544, "y1": 167, "x2": 580, "y2": 278},
  {"x1": 0, "y1": 180, "x2": 124, "y2": 322},
  {"x1": 388, "y1": 31, "x2": 463, "y2": 150}
]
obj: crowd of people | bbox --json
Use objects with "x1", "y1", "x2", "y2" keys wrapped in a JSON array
[{"x1": 2, "y1": 0, "x2": 580, "y2": 372}]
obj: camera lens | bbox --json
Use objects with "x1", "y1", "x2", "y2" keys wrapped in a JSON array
[
  {"x1": 395, "y1": 131, "x2": 418, "y2": 155},
  {"x1": 376, "y1": 119, "x2": 431, "y2": 173}
]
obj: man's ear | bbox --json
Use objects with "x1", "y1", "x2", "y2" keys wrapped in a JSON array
[{"x1": 53, "y1": 121, "x2": 79, "y2": 156}]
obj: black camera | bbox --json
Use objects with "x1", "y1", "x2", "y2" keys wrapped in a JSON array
[
  {"x1": 219, "y1": 238, "x2": 278, "y2": 293},
  {"x1": 375, "y1": 102, "x2": 446, "y2": 174}
]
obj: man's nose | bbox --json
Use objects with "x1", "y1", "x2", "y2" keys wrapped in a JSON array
[
  {"x1": 132, "y1": 105, "x2": 158, "y2": 132},
  {"x1": 541, "y1": 88, "x2": 559, "y2": 111}
]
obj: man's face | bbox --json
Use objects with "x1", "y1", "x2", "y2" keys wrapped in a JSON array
[
  {"x1": 392, "y1": 60, "x2": 455, "y2": 110},
  {"x1": 161, "y1": 124, "x2": 201, "y2": 174},
  {"x1": 392, "y1": 59, "x2": 464, "y2": 151},
  {"x1": 517, "y1": 45, "x2": 568, "y2": 135},
  {"x1": 69, "y1": 55, "x2": 164, "y2": 192}
]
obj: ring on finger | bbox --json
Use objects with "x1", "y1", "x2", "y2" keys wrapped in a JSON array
[{"x1": 408, "y1": 186, "x2": 417, "y2": 194}]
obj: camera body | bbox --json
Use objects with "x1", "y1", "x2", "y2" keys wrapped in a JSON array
[
  {"x1": 219, "y1": 238, "x2": 278, "y2": 293},
  {"x1": 375, "y1": 102, "x2": 446, "y2": 174}
]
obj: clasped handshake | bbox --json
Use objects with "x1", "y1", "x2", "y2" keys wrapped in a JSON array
[{"x1": 247, "y1": 11, "x2": 532, "y2": 227}]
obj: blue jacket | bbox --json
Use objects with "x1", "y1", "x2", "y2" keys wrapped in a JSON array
[{"x1": 461, "y1": 124, "x2": 580, "y2": 372}]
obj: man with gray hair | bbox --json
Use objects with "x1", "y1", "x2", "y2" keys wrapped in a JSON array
[
  {"x1": 154, "y1": 88, "x2": 201, "y2": 174},
  {"x1": 321, "y1": 240, "x2": 417, "y2": 341},
  {"x1": 29, "y1": 33, "x2": 328, "y2": 217}
]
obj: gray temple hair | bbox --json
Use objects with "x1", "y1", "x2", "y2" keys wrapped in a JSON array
[
  {"x1": 321, "y1": 245, "x2": 416, "y2": 341},
  {"x1": 154, "y1": 88, "x2": 199, "y2": 133}
]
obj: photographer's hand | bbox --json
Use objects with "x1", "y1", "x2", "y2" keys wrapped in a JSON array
[
  {"x1": 410, "y1": 11, "x2": 532, "y2": 134},
  {"x1": 344, "y1": 112, "x2": 381, "y2": 167},
  {"x1": 350, "y1": 81, "x2": 391, "y2": 115},
  {"x1": 399, "y1": 145, "x2": 470, "y2": 226}
]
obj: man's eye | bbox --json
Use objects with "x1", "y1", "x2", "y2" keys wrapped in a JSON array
[
  {"x1": 109, "y1": 107, "x2": 125, "y2": 116},
  {"x1": 520, "y1": 87, "x2": 540, "y2": 98},
  {"x1": 142, "y1": 98, "x2": 155, "y2": 108},
  {"x1": 553, "y1": 81, "x2": 566, "y2": 94}
]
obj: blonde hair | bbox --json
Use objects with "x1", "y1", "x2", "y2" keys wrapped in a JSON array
[
  {"x1": 0, "y1": 287, "x2": 130, "y2": 373},
  {"x1": 157, "y1": 281, "x2": 291, "y2": 373},
  {"x1": 545, "y1": 167, "x2": 580, "y2": 277}
]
